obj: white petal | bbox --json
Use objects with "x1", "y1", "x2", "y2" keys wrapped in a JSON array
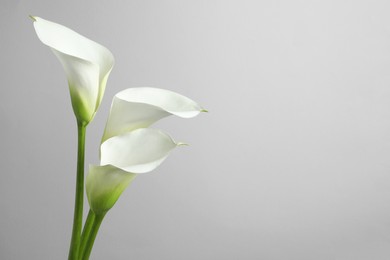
[
  {"x1": 86, "y1": 164, "x2": 136, "y2": 214},
  {"x1": 52, "y1": 50, "x2": 99, "y2": 122},
  {"x1": 32, "y1": 16, "x2": 114, "y2": 122},
  {"x1": 32, "y1": 16, "x2": 114, "y2": 80},
  {"x1": 102, "y1": 87, "x2": 205, "y2": 141},
  {"x1": 101, "y1": 128, "x2": 179, "y2": 173}
]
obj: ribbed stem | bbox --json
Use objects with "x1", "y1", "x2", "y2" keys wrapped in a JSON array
[{"x1": 68, "y1": 121, "x2": 87, "y2": 260}]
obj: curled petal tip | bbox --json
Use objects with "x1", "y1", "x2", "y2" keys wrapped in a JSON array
[{"x1": 29, "y1": 15, "x2": 37, "y2": 22}]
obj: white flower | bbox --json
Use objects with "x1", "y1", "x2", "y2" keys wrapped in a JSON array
[
  {"x1": 31, "y1": 16, "x2": 114, "y2": 124},
  {"x1": 86, "y1": 88, "x2": 205, "y2": 214},
  {"x1": 87, "y1": 128, "x2": 181, "y2": 214},
  {"x1": 101, "y1": 87, "x2": 206, "y2": 142}
]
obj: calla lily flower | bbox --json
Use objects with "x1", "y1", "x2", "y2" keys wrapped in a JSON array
[
  {"x1": 87, "y1": 88, "x2": 205, "y2": 214},
  {"x1": 31, "y1": 16, "x2": 114, "y2": 124},
  {"x1": 102, "y1": 87, "x2": 206, "y2": 142},
  {"x1": 87, "y1": 128, "x2": 182, "y2": 214}
]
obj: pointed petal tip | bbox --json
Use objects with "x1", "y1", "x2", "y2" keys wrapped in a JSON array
[
  {"x1": 29, "y1": 15, "x2": 37, "y2": 22},
  {"x1": 177, "y1": 142, "x2": 189, "y2": 146},
  {"x1": 200, "y1": 109, "x2": 209, "y2": 113}
]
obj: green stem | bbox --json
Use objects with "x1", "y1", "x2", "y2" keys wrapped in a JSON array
[
  {"x1": 68, "y1": 121, "x2": 87, "y2": 260},
  {"x1": 79, "y1": 210, "x2": 96, "y2": 259},
  {"x1": 81, "y1": 213, "x2": 106, "y2": 260}
]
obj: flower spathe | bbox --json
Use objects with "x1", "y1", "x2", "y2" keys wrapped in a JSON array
[
  {"x1": 87, "y1": 128, "x2": 182, "y2": 214},
  {"x1": 86, "y1": 88, "x2": 205, "y2": 214},
  {"x1": 31, "y1": 16, "x2": 114, "y2": 124},
  {"x1": 102, "y1": 87, "x2": 206, "y2": 142}
]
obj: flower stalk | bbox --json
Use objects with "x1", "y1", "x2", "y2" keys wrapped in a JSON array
[
  {"x1": 79, "y1": 210, "x2": 96, "y2": 259},
  {"x1": 68, "y1": 121, "x2": 87, "y2": 260},
  {"x1": 81, "y1": 212, "x2": 106, "y2": 260}
]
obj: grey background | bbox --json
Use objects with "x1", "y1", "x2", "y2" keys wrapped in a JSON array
[{"x1": 1, "y1": 0, "x2": 390, "y2": 259}]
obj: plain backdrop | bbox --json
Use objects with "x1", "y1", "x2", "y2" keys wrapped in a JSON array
[{"x1": 2, "y1": 0, "x2": 390, "y2": 259}]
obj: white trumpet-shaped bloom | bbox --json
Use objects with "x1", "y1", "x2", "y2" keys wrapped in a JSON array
[
  {"x1": 87, "y1": 88, "x2": 205, "y2": 214},
  {"x1": 102, "y1": 87, "x2": 206, "y2": 142},
  {"x1": 87, "y1": 129, "x2": 181, "y2": 214},
  {"x1": 31, "y1": 16, "x2": 114, "y2": 123}
]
